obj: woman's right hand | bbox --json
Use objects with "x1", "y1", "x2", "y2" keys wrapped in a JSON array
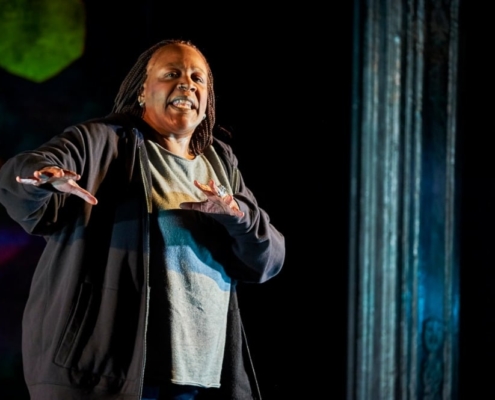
[{"x1": 16, "y1": 166, "x2": 98, "y2": 205}]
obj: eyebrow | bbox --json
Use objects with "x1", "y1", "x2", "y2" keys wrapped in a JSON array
[{"x1": 162, "y1": 62, "x2": 207, "y2": 75}]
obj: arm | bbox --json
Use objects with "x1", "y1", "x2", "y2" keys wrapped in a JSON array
[
  {"x1": 16, "y1": 166, "x2": 97, "y2": 205},
  {"x1": 219, "y1": 171, "x2": 285, "y2": 283},
  {"x1": 0, "y1": 123, "x2": 117, "y2": 235},
  {"x1": 180, "y1": 154, "x2": 285, "y2": 284}
]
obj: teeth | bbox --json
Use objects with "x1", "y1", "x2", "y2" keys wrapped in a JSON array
[{"x1": 172, "y1": 99, "x2": 192, "y2": 109}]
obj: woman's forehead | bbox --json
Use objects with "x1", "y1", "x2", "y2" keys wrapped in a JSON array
[{"x1": 148, "y1": 43, "x2": 209, "y2": 71}]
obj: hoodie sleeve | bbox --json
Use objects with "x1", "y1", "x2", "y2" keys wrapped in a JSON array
[
  {"x1": 0, "y1": 122, "x2": 119, "y2": 235},
  {"x1": 209, "y1": 140, "x2": 286, "y2": 284}
]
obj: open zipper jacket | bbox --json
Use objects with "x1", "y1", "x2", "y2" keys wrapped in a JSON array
[{"x1": 0, "y1": 113, "x2": 285, "y2": 400}]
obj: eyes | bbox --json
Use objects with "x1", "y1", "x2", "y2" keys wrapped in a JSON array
[
  {"x1": 163, "y1": 71, "x2": 178, "y2": 79},
  {"x1": 161, "y1": 71, "x2": 206, "y2": 84}
]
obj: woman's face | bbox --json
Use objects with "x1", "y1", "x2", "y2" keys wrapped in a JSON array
[{"x1": 140, "y1": 44, "x2": 208, "y2": 138}]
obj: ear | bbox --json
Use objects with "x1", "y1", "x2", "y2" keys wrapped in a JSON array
[
  {"x1": 138, "y1": 85, "x2": 145, "y2": 102},
  {"x1": 138, "y1": 85, "x2": 146, "y2": 107}
]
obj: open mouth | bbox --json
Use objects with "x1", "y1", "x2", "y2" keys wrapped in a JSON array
[{"x1": 170, "y1": 98, "x2": 195, "y2": 110}]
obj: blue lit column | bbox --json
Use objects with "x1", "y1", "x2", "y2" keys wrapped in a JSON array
[{"x1": 347, "y1": 0, "x2": 460, "y2": 399}]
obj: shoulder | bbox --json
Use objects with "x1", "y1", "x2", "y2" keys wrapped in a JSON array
[
  {"x1": 211, "y1": 136, "x2": 238, "y2": 167},
  {"x1": 66, "y1": 113, "x2": 138, "y2": 139}
]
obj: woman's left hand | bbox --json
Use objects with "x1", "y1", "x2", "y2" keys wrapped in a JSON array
[{"x1": 179, "y1": 179, "x2": 244, "y2": 218}]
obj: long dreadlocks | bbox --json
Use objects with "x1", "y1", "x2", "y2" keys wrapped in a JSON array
[{"x1": 112, "y1": 39, "x2": 215, "y2": 156}]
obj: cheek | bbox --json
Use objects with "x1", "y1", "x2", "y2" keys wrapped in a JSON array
[
  {"x1": 147, "y1": 83, "x2": 169, "y2": 100},
  {"x1": 149, "y1": 88, "x2": 165, "y2": 102},
  {"x1": 200, "y1": 95, "x2": 208, "y2": 112}
]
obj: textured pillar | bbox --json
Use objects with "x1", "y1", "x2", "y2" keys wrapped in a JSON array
[{"x1": 347, "y1": 0, "x2": 460, "y2": 399}]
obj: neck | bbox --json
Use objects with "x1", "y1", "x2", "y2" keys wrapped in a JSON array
[{"x1": 152, "y1": 133, "x2": 194, "y2": 159}]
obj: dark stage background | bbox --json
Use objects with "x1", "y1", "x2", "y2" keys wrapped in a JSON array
[
  {"x1": 457, "y1": 2, "x2": 495, "y2": 399},
  {"x1": 0, "y1": 2, "x2": 354, "y2": 399}
]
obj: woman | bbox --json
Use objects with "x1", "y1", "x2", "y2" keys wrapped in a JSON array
[{"x1": 0, "y1": 39, "x2": 285, "y2": 400}]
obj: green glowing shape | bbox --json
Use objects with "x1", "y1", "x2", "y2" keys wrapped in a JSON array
[{"x1": 0, "y1": 0, "x2": 85, "y2": 82}]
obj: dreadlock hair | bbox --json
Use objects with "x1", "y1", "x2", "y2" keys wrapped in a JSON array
[{"x1": 112, "y1": 39, "x2": 215, "y2": 156}]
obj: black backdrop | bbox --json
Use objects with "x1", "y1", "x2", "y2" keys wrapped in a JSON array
[
  {"x1": 0, "y1": 2, "x2": 354, "y2": 399},
  {"x1": 458, "y1": 1, "x2": 495, "y2": 399}
]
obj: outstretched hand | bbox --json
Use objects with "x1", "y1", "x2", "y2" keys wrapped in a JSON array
[
  {"x1": 180, "y1": 180, "x2": 244, "y2": 218},
  {"x1": 16, "y1": 166, "x2": 98, "y2": 205}
]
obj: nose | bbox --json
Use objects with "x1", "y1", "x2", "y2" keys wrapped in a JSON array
[{"x1": 177, "y1": 79, "x2": 196, "y2": 92}]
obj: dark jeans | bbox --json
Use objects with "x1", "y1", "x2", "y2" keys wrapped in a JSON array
[{"x1": 142, "y1": 384, "x2": 217, "y2": 400}]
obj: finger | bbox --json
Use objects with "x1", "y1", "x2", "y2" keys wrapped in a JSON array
[
  {"x1": 66, "y1": 181, "x2": 98, "y2": 205},
  {"x1": 195, "y1": 180, "x2": 211, "y2": 191},
  {"x1": 60, "y1": 169, "x2": 81, "y2": 181},
  {"x1": 231, "y1": 209, "x2": 245, "y2": 218},
  {"x1": 194, "y1": 180, "x2": 216, "y2": 196},
  {"x1": 206, "y1": 180, "x2": 231, "y2": 199},
  {"x1": 223, "y1": 194, "x2": 235, "y2": 205},
  {"x1": 35, "y1": 168, "x2": 63, "y2": 181},
  {"x1": 51, "y1": 179, "x2": 98, "y2": 205},
  {"x1": 223, "y1": 195, "x2": 244, "y2": 217},
  {"x1": 227, "y1": 199, "x2": 244, "y2": 217},
  {"x1": 16, "y1": 176, "x2": 41, "y2": 186},
  {"x1": 223, "y1": 194, "x2": 240, "y2": 209},
  {"x1": 208, "y1": 180, "x2": 227, "y2": 198},
  {"x1": 74, "y1": 190, "x2": 98, "y2": 205},
  {"x1": 35, "y1": 167, "x2": 81, "y2": 184},
  {"x1": 208, "y1": 179, "x2": 217, "y2": 192}
]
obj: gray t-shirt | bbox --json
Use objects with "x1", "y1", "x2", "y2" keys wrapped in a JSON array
[{"x1": 144, "y1": 139, "x2": 232, "y2": 388}]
